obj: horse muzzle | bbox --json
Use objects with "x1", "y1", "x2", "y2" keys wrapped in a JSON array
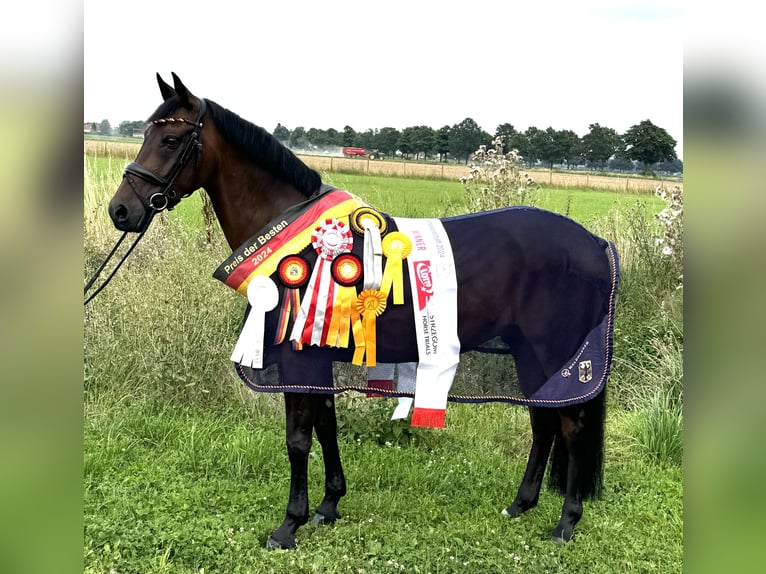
[{"x1": 108, "y1": 193, "x2": 154, "y2": 233}]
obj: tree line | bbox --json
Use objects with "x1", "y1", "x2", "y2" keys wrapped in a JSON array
[
  {"x1": 96, "y1": 116, "x2": 680, "y2": 175},
  {"x1": 273, "y1": 119, "x2": 680, "y2": 175}
]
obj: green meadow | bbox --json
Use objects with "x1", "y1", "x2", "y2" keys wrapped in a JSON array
[{"x1": 84, "y1": 149, "x2": 681, "y2": 573}]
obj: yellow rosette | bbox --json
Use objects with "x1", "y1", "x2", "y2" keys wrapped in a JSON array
[
  {"x1": 355, "y1": 289, "x2": 387, "y2": 366},
  {"x1": 380, "y1": 232, "x2": 412, "y2": 305}
]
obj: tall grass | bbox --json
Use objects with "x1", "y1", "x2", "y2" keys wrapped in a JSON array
[{"x1": 83, "y1": 148, "x2": 683, "y2": 572}]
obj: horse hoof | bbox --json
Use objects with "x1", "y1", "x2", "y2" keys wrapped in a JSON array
[
  {"x1": 312, "y1": 511, "x2": 340, "y2": 528},
  {"x1": 266, "y1": 536, "x2": 295, "y2": 551},
  {"x1": 501, "y1": 503, "x2": 526, "y2": 518},
  {"x1": 550, "y1": 527, "x2": 574, "y2": 546}
]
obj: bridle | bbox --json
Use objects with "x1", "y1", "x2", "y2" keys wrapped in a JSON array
[
  {"x1": 123, "y1": 97, "x2": 207, "y2": 214},
  {"x1": 84, "y1": 98, "x2": 207, "y2": 306}
]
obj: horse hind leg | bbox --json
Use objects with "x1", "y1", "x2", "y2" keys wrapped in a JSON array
[
  {"x1": 502, "y1": 330, "x2": 557, "y2": 518},
  {"x1": 549, "y1": 392, "x2": 606, "y2": 544},
  {"x1": 503, "y1": 405, "x2": 558, "y2": 518},
  {"x1": 311, "y1": 394, "x2": 346, "y2": 527}
]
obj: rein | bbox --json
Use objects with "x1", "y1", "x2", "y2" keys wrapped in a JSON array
[
  {"x1": 84, "y1": 222, "x2": 153, "y2": 306},
  {"x1": 84, "y1": 98, "x2": 208, "y2": 306}
]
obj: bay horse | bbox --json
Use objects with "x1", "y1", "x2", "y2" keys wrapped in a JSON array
[{"x1": 106, "y1": 73, "x2": 618, "y2": 549}]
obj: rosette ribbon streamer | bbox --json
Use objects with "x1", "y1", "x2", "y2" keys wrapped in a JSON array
[
  {"x1": 274, "y1": 255, "x2": 310, "y2": 350},
  {"x1": 380, "y1": 232, "x2": 412, "y2": 305},
  {"x1": 351, "y1": 207, "x2": 386, "y2": 291},
  {"x1": 326, "y1": 253, "x2": 364, "y2": 350},
  {"x1": 355, "y1": 289, "x2": 387, "y2": 366}
]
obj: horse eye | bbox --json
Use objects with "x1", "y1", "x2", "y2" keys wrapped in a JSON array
[{"x1": 162, "y1": 135, "x2": 180, "y2": 149}]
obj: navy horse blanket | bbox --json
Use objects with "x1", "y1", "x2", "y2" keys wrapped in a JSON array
[{"x1": 213, "y1": 186, "x2": 619, "y2": 410}]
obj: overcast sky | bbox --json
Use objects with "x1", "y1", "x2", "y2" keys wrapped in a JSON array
[{"x1": 84, "y1": 0, "x2": 683, "y2": 158}]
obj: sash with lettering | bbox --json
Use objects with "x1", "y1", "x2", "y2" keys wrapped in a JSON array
[{"x1": 393, "y1": 217, "x2": 461, "y2": 428}]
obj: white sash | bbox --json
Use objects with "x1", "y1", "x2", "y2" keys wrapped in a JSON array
[{"x1": 393, "y1": 217, "x2": 460, "y2": 428}]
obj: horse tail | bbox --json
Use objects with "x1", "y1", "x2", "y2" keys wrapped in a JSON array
[
  {"x1": 547, "y1": 388, "x2": 606, "y2": 500},
  {"x1": 546, "y1": 241, "x2": 617, "y2": 499}
]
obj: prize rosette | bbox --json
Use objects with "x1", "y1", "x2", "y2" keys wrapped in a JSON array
[
  {"x1": 290, "y1": 218, "x2": 354, "y2": 347},
  {"x1": 325, "y1": 253, "x2": 364, "y2": 351},
  {"x1": 274, "y1": 255, "x2": 310, "y2": 349},
  {"x1": 380, "y1": 232, "x2": 412, "y2": 305},
  {"x1": 331, "y1": 253, "x2": 363, "y2": 287},
  {"x1": 312, "y1": 219, "x2": 352, "y2": 260},
  {"x1": 350, "y1": 207, "x2": 387, "y2": 236},
  {"x1": 230, "y1": 275, "x2": 280, "y2": 369},
  {"x1": 278, "y1": 255, "x2": 310, "y2": 288},
  {"x1": 354, "y1": 289, "x2": 388, "y2": 366},
  {"x1": 351, "y1": 207, "x2": 385, "y2": 290}
]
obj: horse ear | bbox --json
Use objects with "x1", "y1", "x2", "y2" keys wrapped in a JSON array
[
  {"x1": 157, "y1": 73, "x2": 175, "y2": 101},
  {"x1": 171, "y1": 72, "x2": 193, "y2": 109}
]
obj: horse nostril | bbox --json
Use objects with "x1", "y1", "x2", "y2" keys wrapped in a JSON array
[{"x1": 114, "y1": 204, "x2": 128, "y2": 221}]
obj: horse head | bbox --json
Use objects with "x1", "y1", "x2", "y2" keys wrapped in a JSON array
[{"x1": 108, "y1": 73, "x2": 207, "y2": 232}]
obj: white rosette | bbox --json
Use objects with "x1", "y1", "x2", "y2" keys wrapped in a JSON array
[{"x1": 230, "y1": 275, "x2": 279, "y2": 369}]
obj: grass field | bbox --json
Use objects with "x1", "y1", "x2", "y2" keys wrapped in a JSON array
[{"x1": 84, "y1": 147, "x2": 682, "y2": 573}]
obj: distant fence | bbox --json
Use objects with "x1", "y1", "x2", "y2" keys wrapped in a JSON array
[
  {"x1": 299, "y1": 155, "x2": 682, "y2": 194},
  {"x1": 83, "y1": 140, "x2": 681, "y2": 194}
]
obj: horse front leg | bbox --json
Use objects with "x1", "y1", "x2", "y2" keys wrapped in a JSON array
[
  {"x1": 267, "y1": 392, "x2": 315, "y2": 550},
  {"x1": 312, "y1": 394, "x2": 346, "y2": 526}
]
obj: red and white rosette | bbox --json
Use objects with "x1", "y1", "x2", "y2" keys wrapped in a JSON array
[
  {"x1": 290, "y1": 218, "x2": 354, "y2": 347},
  {"x1": 312, "y1": 219, "x2": 352, "y2": 260}
]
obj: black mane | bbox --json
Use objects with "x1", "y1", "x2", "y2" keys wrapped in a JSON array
[{"x1": 149, "y1": 98, "x2": 322, "y2": 197}]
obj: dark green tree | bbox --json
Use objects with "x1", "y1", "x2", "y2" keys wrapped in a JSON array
[
  {"x1": 622, "y1": 119, "x2": 677, "y2": 175},
  {"x1": 508, "y1": 131, "x2": 531, "y2": 163},
  {"x1": 655, "y1": 158, "x2": 684, "y2": 175},
  {"x1": 409, "y1": 125, "x2": 436, "y2": 159},
  {"x1": 375, "y1": 127, "x2": 401, "y2": 157},
  {"x1": 449, "y1": 117, "x2": 485, "y2": 163},
  {"x1": 523, "y1": 126, "x2": 547, "y2": 166},
  {"x1": 273, "y1": 123, "x2": 290, "y2": 143},
  {"x1": 355, "y1": 128, "x2": 377, "y2": 149},
  {"x1": 608, "y1": 155, "x2": 636, "y2": 173},
  {"x1": 397, "y1": 128, "x2": 415, "y2": 159},
  {"x1": 342, "y1": 125, "x2": 357, "y2": 146},
  {"x1": 494, "y1": 123, "x2": 517, "y2": 147},
  {"x1": 118, "y1": 120, "x2": 144, "y2": 137},
  {"x1": 435, "y1": 125, "x2": 451, "y2": 162},
  {"x1": 534, "y1": 127, "x2": 564, "y2": 169},
  {"x1": 288, "y1": 126, "x2": 306, "y2": 148},
  {"x1": 98, "y1": 119, "x2": 112, "y2": 136},
  {"x1": 556, "y1": 129, "x2": 583, "y2": 168},
  {"x1": 581, "y1": 123, "x2": 622, "y2": 170},
  {"x1": 305, "y1": 128, "x2": 323, "y2": 146},
  {"x1": 325, "y1": 128, "x2": 342, "y2": 146}
]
